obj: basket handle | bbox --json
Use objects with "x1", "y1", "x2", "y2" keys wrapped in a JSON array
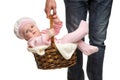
[
  {"x1": 49, "y1": 15, "x2": 55, "y2": 46},
  {"x1": 50, "y1": 15, "x2": 53, "y2": 28}
]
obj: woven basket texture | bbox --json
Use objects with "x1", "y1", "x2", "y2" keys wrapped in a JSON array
[{"x1": 33, "y1": 41, "x2": 77, "y2": 69}]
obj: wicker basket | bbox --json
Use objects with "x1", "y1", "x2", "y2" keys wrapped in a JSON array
[{"x1": 33, "y1": 15, "x2": 77, "y2": 69}]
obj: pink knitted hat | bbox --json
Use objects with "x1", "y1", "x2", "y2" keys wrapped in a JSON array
[{"x1": 14, "y1": 17, "x2": 36, "y2": 39}]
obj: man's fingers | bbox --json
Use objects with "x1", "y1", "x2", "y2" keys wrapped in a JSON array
[
  {"x1": 53, "y1": 7, "x2": 57, "y2": 16},
  {"x1": 44, "y1": 8, "x2": 51, "y2": 18}
]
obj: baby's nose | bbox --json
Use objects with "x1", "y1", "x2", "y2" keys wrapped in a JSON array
[{"x1": 30, "y1": 29, "x2": 33, "y2": 32}]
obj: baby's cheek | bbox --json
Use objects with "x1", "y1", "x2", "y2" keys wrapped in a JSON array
[{"x1": 25, "y1": 34, "x2": 33, "y2": 40}]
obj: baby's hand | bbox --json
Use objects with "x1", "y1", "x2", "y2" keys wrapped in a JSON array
[
  {"x1": 53, "y1": 15, "x2": 62, "y2": 25},
  {"x1": 53, "y1": 15, "x2": 63, "y2": 35}
]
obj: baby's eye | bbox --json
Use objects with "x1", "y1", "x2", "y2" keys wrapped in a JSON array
[
  {"x1": 26, "y1": 30, "x2": 29, "y2": 33},
  {"x1": 31, "y1": 25, "x2": 34, "y2": 28}
]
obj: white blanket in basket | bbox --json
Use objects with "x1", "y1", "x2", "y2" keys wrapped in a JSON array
[{"x1": 27, "y1": 43, "x2": 77, "y2": 60}]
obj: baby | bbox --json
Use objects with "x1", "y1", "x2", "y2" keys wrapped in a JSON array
[{"x1": 14, "y1": 16, "x2": 98, "y2": 59}]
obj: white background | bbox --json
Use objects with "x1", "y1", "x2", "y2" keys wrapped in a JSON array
[{"x1": 0, "y1": 0, "x2": 120, "y2": 80}]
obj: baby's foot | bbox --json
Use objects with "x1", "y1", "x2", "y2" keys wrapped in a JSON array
[
  {"x1": 78, "y1": 20, "x2": 88, "y2": 33},
  {"x1": 76, "y1": 20, "x2": 88, "y2": 38},
  {"x1": 78, "y1": 41, "x2": 99, "y2": 55}
]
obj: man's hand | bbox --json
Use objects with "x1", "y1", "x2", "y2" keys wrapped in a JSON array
[{"x1": 45, "y1": 0, "x2": 57, "y2": 18}]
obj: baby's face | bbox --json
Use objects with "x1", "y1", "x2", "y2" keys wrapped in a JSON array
[{"x1": 22, "y1": 23, "x2": 40, "y2": 40}]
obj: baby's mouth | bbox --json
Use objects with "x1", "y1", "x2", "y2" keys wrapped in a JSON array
[{"x1": 33, "y1": 32, "x2": 36, "y2": 35}]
